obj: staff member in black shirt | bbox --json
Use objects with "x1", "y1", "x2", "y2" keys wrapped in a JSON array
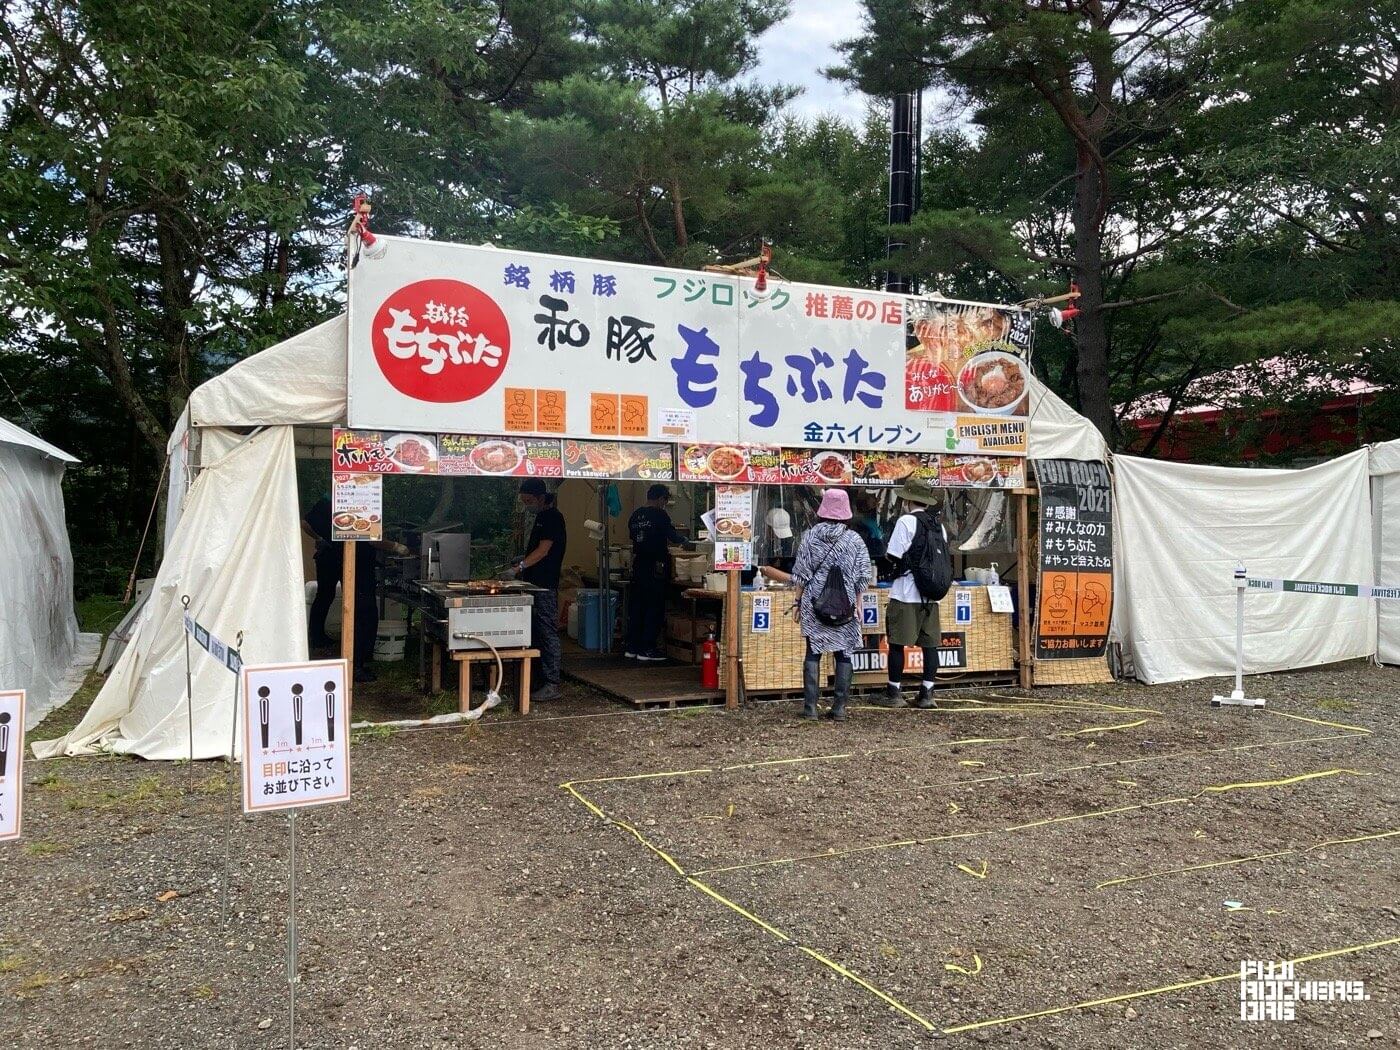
[
  {"x1": 625, "y1": 484, "x2": 687, "y2": 661},
  {"x1": 508, "y1": 478, "x2": 566, "y2": 701}
]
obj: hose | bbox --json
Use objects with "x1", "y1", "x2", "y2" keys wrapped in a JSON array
[{"x1": 459, "y1": 634, "x2": 505, "y2": 721}]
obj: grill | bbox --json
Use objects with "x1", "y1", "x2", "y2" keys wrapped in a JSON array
[{"x1": 420, "y1": 581, "x2": 538, "y2": 652}]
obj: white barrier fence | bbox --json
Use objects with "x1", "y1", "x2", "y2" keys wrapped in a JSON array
[{"x1": 1212, "y1": 565, "x2": 1400, "y2": 709}]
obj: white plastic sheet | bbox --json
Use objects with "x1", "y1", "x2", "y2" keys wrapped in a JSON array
[
  {"x1": 1371, "y1": 439, "x2": 1400, "y2": 665},
  {"x1": 0, "y1": 424, "x2": 83, "y2": 715},
  {"x1": 36, "y1": 426, "x2": 307, "y2": 759},
  {"x1": 1114, "y1": 451, "x2": 1375, "y2": 684}
]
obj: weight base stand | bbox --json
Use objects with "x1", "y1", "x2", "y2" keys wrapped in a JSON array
[{"x1": 1211, "y1": 690, "x2": 1266, "y2": 709}]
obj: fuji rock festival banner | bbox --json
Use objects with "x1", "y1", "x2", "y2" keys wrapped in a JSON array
[{"x1": 347, "y1": 237, "x2": 1033, "y2": 455}]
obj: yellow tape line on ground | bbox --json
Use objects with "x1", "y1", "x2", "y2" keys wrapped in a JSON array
[
  {"x1": 690, "y1": 766, "x2": 1369, "y2": 876},
  {"x1": 941, "y1": 937, "x2": 1400, "y2": 1034},
  {"x1": 798, "y1": 946, "x2": 939, "y2": 1031},
  {"x1": 1068, "y1": 718, "x2": 1149, "y2": 735},
  {"x1": 565, "y1": 782, "x2": 941, "y2": 1032},
  {"x1": 1095, "y1": 829, "x2": 1400, "y2": 890},
  {"x1": 1267, "y1": 710, "x2": 1373, "y2": 734}
]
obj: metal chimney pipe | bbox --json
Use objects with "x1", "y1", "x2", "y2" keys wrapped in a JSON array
[{"x1": 883, "y1": 91, "x2": 919, "y2": 293}]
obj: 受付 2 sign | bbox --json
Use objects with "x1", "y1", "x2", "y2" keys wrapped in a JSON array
[
  {"x1": 0, "y1": 691, "x2": 24, "y2": 841},
  {"x1": 242, "y1": 661, "x2": 350, "y2": 814}
]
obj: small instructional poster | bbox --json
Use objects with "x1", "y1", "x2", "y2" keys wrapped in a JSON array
[
  {"x1": 0, "y1": 691, "x2": 24, "y2": 841},
  {"x1": 242, "y1": 661, "x2": 351, "y2": 814}
]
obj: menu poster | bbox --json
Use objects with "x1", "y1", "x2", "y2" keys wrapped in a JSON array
[
  {"x1": 780, "y1": 448, "x2": 853, "y2": 486},
  {"x1": 332, "y1": 428, "x2": 438, "y2": 474},
  {"x1": 331, "y1": 473, "x2": 383, "y2": 542},
  {"x1": 714, "y1": 541, "x2": 752, "y2": 571},
  {"x1": 905, "y1": 300, "x2": 1031, "y2": 422},
  {"x1": 679, "y1": 443, "x2": 757, "y2": 483},
  {"x1": 852, "y1": 451, "x2": 939, "y2": 487},
  {"x1": 713, "y1": 485, "x2": 754, "y2": 542},
  {"x1": 438, "y1": 434, "x2": 563, "y2": 477},
  {"x1": 562, "y1": 440, "x2": 675, "y2": 480},
  {"x1": 938, "y1": 455, "x2": 1025, "y2": 489},
  {"x1": 1033, "y1": 459, "x2": 1113, "y2": 660}
]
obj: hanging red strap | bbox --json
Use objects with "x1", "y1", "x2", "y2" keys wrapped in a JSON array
[{"x1": 349, "y1": 194, "x2": 377, "y2": 247}]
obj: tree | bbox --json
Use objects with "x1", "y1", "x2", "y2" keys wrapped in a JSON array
[{"x1": 832, "y1": 0, "x2": 1224, "y2": 437}]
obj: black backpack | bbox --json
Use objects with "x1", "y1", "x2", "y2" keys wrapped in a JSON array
[
  {"x1": 812, "y1": 533, "x2": 857, "y2": 627},
  {"x1": 907, "y1": 509, "x2": 953, "y2": 602}
]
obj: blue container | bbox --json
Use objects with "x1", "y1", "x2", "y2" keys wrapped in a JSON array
[{"x1": 577, "y1": 588, "x2": 619, "y2": 651}]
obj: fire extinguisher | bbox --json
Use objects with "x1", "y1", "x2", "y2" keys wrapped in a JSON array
[{"x1": 700, "y1": 631, "x2": 720, "y2": 690}]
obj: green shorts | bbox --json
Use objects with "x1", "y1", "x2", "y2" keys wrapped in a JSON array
[{"x1": 887, "y1": 599, "x2": 940, "y2": 647}]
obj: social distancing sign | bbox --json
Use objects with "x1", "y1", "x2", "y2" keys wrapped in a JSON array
[
  {"x1": 0, "y1": 690, "x2": 25, "y2": 841},
  {"x1": 242, "y1": 661, "x2": 350, "y2": 814}
]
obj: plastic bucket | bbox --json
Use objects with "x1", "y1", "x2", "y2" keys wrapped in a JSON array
[
  {"x1": 373, "y1": 620, "x2": 408, "y2": 662},
  {"x1": 577, "y1": 589, "x2": 619, "y2": 651}
]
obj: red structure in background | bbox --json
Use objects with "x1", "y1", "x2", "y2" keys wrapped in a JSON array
[{"x1": 1119, "y1": 357, "x2": 1385, "y2": 464}]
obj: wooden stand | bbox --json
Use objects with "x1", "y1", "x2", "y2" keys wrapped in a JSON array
[
  {"x1": 341, "y1": 542, "x2": 356, "y2": 704},
  {"x1": 1016, "y1": 490, "x2": 1033, "y2": 689},
  {"x1": 451, "y1": 647, "x2": 540, "y2": 716},
  {"x1": 724, "y1": 568, "x2": 741, "y2": 710}
]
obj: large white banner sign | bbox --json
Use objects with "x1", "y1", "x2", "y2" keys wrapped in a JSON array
[{"x1": 347, "y1": 237, "x2": 1030, "y2": 453}]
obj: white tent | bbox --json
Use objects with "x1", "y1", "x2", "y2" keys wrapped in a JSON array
[
  {"x1": 1112, "y1": 451, "x2": 1377, "y2": 684},
  {"x1": 40, "y1": 312, "x2": 1109, "y2": 759},
  {"x1": 1371, "y1": 439, "x2": 1400, "y2": 666},
  {"x1": 0, "y1": 417, "x2": 97, "y2": 727}
]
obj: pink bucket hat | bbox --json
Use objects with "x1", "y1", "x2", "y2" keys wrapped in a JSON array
[{"x1": 816, "y1": 488, "x2": 852, "y2": 521}]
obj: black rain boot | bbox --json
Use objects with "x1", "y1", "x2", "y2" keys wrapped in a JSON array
[
  {"x1": 826, "y1": 661, "x2": 853, "y2": 722},
  {"x1": 869, "y1": 682, "x2": 907, "y2": 708},
  {"x1": 800, "y1": 659, "x2": 820, "y2": 720},
  {"x1": 915, "y1": 682, "x2": 938, "y2": 709}
]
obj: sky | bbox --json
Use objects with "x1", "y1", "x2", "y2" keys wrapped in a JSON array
[{"x1": 750, "y1": 0, "x2": 871, "y2": 122}]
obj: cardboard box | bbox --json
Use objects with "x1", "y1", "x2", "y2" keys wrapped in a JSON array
[{"x1": 667, "y1": 616, "x2": 716, "y2": 643}]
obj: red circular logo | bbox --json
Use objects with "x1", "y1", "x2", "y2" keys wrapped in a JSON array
[{"x1": 371, "y1": 279, "x2": 511, "y2": 403}]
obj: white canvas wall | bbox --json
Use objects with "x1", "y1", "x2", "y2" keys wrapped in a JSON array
[
  {"x1": 36, "y1": 426, "x2": 306, "y2": 760},
  {"x1": 1371, "y1": 440, "x2": 1400, "y2": 665},
  {"x1": 1114, "y1": 451, "x2": 1375, "y2": 684},
  {"x1": 0, "y1": 426, "x2": 82, "y2": 719}
]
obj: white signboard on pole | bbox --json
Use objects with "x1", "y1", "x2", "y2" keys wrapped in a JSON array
[
  {"x1": 348, "y1": 236, "x2": 740, "y2": 443},
  {"x1": 0, "y1": 690, "x2": 25, "y2": 841},
  {"x1": 242, "y1": 661, "x2": 350, "y2": 814},
  {"x1": 346, "y1": 237, "x2": 1031, "y2": 453}
]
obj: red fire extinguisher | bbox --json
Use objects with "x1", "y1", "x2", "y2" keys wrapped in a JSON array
[{"x1": 700, "y1": 631, "x2": 720, "y2": 690}]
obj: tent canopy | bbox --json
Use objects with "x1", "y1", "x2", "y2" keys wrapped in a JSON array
[{"x1": 0, "y1": 416, "x2": 90, "y2": 726}]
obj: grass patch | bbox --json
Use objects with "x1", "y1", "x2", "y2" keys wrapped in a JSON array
[
  {"x1": 62, "y1": 774, "x2": 175, "y2": 813},
  {"x1": 32, "y1": 771, "x2": 72, "y2": 791},
  {"x1": 17, "y1": 972, "x2": 56, "y2": 993},
  {"x1": 1315, "y1": 698, "x2": 1358, "y2": 712},
  {"x1": 190, "y1": 984, "x2": 217, "y2": 1001},
  {"x1": 351, "y1": 724, "x2": 396, "y2": 745},
  {"x1": 29, "y1": 668, "x2": 103, "y2": 744},
  {"x1": 22, "y1": 840, "x2": 69, "y2": 858},
  {"x1": 0, "y1": 955, "x2": 24, "y2": 974}
]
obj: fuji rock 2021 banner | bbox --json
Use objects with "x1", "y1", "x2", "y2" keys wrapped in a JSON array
[{"x1": 346, "y1": 237, "x2": 1033, "y2": 456}]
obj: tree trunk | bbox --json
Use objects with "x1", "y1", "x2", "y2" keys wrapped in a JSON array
[{"x1": 1070, "y1": 143, "x2": 1113, "y2": 441}]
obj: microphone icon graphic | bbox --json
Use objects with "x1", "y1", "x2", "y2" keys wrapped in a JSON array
[
  {"x1": 258, "y1": 687, "x2": 270, "y2": 749},
  {"x1": 325, "y1": 680, "x2": 337, "y2": 743},
  {"x1": 292, "y1": 684, "x2": 304, "y2": 746}
]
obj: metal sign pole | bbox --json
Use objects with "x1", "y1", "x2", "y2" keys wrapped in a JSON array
[
  {"x1": 1212, "y1": 563, "x2": 1264, "y2": 709},
  {"x1": 181, "y1": 595, "x2": 194, "y2": 773},
  {"x1": 221, "y1": 631, "x2": 244, "y2": 926},
  {"x1": 287, "y1": 809, "x2": 298, "y2": 1050}
]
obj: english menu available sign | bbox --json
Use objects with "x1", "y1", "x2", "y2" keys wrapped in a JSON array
[{"x1": 346, "y1": 237, "x2": 1032, "y2": 454}]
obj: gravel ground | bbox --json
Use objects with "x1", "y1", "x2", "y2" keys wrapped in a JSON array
[{"x1": 1, "y1": 660, "x2": 1396, "y2": 1048}]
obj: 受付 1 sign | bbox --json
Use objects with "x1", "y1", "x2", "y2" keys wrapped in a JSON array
[
  {"x1": 0, "y1": 690, "x2": 24, "y2": 841},
  {"x1": 242, "y1": 661, "x2": 350, "y2": 814}
]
